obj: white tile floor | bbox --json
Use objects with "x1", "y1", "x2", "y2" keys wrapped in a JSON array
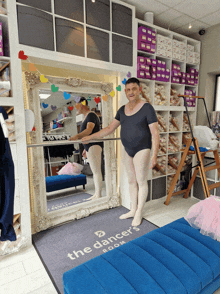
[{"x1": 0, "y1": 195, "x2": 220, "y2": 294}]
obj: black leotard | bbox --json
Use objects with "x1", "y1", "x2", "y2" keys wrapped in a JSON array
[
  {"x1": 115, "y1": 103, "x2": 157, "y2": 157},
  {"x1": 80, "y1": 112, "x2": 103, "y2": 152}
]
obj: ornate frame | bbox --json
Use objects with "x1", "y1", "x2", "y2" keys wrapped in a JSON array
[{"x1": 24, "y1": 72, "x2": 120, "y2": 233}]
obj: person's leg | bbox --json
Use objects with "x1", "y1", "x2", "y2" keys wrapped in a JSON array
[
  {"x1": 119, "y1": 149, "x2": 138, "y2": 219},
  {"x1": 86, "y1": 145, "x2": 102, "y2": 200},
  {"x1": 132, "y1": 149, "x2": 151, "y2": 226}
]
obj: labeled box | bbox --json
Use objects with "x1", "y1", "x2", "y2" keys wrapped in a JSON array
[
  {"x1": 137, "y1": 70, "x2": 145, "y2": 79},
  {"x1": 151, "y1": 73, "x2": 156, "y2": 80},
  {"x1": 145, "y1": 57, "x2": 151, "y2": 65},
  {"x1": 138, "y1": 26, "x2": 147, "y2": 35},
  {"x1": 137, "y1": 56, "x2": 145, "y2": 64},
  {"x1": 145, "y1": 72, "x2": 151, "y2": 79},
  {"x1": 139, "y1": 34, "x2": 147, "y2": 42},
  {"x1": 138, "y1": 40, "x2": 146, "y2": 51},
  {"x1": 137, "y1": 63, "x2": 146, "y2": 71}
]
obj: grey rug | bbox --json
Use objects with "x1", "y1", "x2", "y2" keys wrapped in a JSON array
[
  {"x1": 32, "y1": 206, "x2": 158, "y2": 294},
  {"x1": 47, "y1": 192, "x2": 92, "y2": 212}
]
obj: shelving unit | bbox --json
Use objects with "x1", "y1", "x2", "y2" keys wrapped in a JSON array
[
  {"x1": 135, "y1": 18, "x2": 200, "y2": 201},
  {"x1": 0, "y1": 0, "x2": 32, "y2": 255}
]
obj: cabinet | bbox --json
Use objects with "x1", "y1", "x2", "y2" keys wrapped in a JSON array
[{"x1": 134, "y1": 19, "x2": 200, "y2": 201}]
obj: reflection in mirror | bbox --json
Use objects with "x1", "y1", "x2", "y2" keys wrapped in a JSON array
[{"x1": 39, "y1": 90, "x2": 106, "y2": 213}]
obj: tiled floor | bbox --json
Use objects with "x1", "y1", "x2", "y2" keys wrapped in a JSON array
[{"x1": 0, "y1": 195, "x2": 220, "y2": 294}]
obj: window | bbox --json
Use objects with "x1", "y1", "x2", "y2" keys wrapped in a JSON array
[{"x1": 214, "y1": 74, "x2": 220, "y2": 111}]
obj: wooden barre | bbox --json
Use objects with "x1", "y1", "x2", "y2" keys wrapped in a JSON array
[{"x1": 178, "y1": 95, "x2": 205, "y2": 99}]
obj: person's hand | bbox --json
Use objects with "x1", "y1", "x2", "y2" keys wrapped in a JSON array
[
  {"x1": 69, "y1": 134, "x2": 79, "y2": 141},
  {"x1": 149, "y1": 156, "x2": 157, "y2": 169},
  {"x1": 81, "y1": 135, "x2": 93, "y2": 144},
  {"x1": 82, "y1": 149, "x2": 87, "y2": 159}
]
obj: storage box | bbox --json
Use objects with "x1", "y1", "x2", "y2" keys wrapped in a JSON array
[
  {"x1": 165, "y1": 75, "x2": 170, "y2": 82},
  {"x1": 157, "y1": 66, "x2": 162, "y2": 74},
  {"x1": 165, "y1": 69, "x2": 170, "y2": 75},
  {"x1": 145, "y1": 65, "x2": 150, "y2": 72},
  {"x1": 171, "y1": 77, "x2": 177, "y2": 83},
  {"x1": 137, "y1": 70, "x2": 145, "y2": 78},
  {"x1": 151, "y1": 59, "x2": 157, "y2": 66},
  {"x1": 151, "y1": 73, "x2": 156, "y2": 80},
  {"x1": 138, "y1": 40, "x2": 146, "y2": 51},
  {"x1": 137, "y1": 63, "x2": 146, "y2": 71},
  {"x1": 172, "y1": 64, "x2": 178, "y2": 71},
  {"x1": 181, "y1": 78, "x2": 186, "y2": 84},
  {"x1": 145, "y1": 57, "x2": 151, "y2": 65},
  {"x1": 157, "y1": 60, "x2": 162, "y2": 66},
  {"x1": 137, "y1": 56, "x2": 145, "y2": 64},
  {"x1": 152, "y1": 39, "x2": 156, "y2": 45},
  {"x1": 181, "y1": 72, "x2": 186, "y2": 78},
  {"x1": 171, "y1": 70, "x2": 178, "y2": 77},
  {"x1": 150, "y1": 44, "x2": 156, "y2": 53},
  {"x1": 151, "y1": 66, "x2": 157, "y2": 73},
  {"x1": 145, "y1": 72, "x2": 151, "y2": 79},
  {"x1": 156, "y1": 73, "x2": 161, "y2": 81},
  {"x1": 139, "y1": 34, "x2": 147, "y2": 42},
  {"x1": 152, "y1": 30, "x2": 156, "y2": 39},
  {"x1": 145, "y1": 43, "x2": 151, "y2": 52},
  {"x1": 161, "y1": 61, "x2": 166, "y2": 68},
  {"x1": 138, "y1": 26, "x2": 147, "y2": 35},
  {"x1": 146, "y1": 36, "x2": 152, "y2": 43}
]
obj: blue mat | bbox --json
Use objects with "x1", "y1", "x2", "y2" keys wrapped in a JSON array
[{"x1": 63, "y1": 217, "x2": 220, "y2": 294}]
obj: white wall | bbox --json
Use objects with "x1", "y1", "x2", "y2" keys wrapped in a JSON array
[{"x1": 192, "y1": 24, "x2": 220, "y2": 126}]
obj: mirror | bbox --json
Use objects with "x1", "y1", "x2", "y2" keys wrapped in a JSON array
[
  {"x1": 23, "y1": 70, "x2": 119, "y2": 233},
  {"x1": 39, "y1": 90, "x2": 107, "y2": 212}
]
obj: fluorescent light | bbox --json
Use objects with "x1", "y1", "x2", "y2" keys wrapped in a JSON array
[
  {"x1": 189, "y1": 23, "x2": 192, "y2": 29},
  {"x1": 39, "y1": 94, "x2": 51, "y2": 99}
]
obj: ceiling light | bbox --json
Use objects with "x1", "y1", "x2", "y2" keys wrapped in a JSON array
[
  {"x1": 189, "y1": 24, "x2": 192, "y2": 29},
  {"x1": 91, "y1": 0, "x2": 95, "y2": 2},
  {"x1": 39, "y1": 94, "x2": 51, "y2": 99}
]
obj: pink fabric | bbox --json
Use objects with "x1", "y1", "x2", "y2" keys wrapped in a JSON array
[
  {"x1": 57, "y1": 162, "x2": 83, "y2": 176},
  {"x1": 184, "y1": 195, "x2": 220, "y2": 241}
]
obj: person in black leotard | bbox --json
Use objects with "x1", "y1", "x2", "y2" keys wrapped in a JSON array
[
  {"x1": 82, "y1": 78, "x2": 159, "y2": 226},
  {"x1": 69, "y1": 97, "x2": 103, "y2": 200}
]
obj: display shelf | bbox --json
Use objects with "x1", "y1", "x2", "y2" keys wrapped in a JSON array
[
  {"x1": 57, "y1": 117, "x2": 72, "y2": 123},
  {"x1": 136, "y1": 17, "x2": 200, "y2": 201},
  {"x1": 48, "y1": 127, "x2": 64, "y2": 132}
]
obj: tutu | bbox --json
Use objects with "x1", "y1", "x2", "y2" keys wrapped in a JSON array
[{"x1": 184, "y1": 195, "x2": 220, "y2": 242}]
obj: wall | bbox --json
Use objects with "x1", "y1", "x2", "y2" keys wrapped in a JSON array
[{"x1": 191, "y1": 24, "x2": 220, "y2": 126}]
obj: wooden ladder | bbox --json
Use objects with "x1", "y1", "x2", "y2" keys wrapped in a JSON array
[
  {"x1": 165, "y1": 94, "x2": 220, "y2": 205},
  {"x1": 165, "y1": 138, "x2": 220, "y2": 205}
]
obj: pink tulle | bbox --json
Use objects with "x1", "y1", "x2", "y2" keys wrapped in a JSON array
[{"x1": 184, "y1": 195, "x2": 220, "y2": 242}]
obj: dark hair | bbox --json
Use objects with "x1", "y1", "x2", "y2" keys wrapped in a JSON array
[
  {"x1": 79, "y1": 97, "x2": 88, "y2": 106},
  {"x1": 125, "y1": 77, "x2": 140, "y2": 87}
]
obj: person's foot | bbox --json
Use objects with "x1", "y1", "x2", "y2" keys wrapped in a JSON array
[
  {"x1": 131, "y1": 210, "x2": 143, "y2": 227},
  {"x1": 119, "y1": 210, "x2": 136, "y2": 219},
  {"x1": 87, "y1": 194, "x2": 101, "y2": 200}
]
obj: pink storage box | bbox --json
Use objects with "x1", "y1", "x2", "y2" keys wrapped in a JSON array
[
  {"x1": 145, "y1": 43, "x2": 151, "y2": 52},
  {"x1": 146, "y1": 28, "x2": 152, "y2": 35},
  {"x1": 176, "y1": 65, "x2": 181, "y2": 71},
  {"x1": 138, "y1": 26, "x2": 147, "y2": 35},
  {"x1": 186, "y1": 73, "x2": 190, "y2": 79},
  {"x1": 181, "y1": 72, "x2": 186, "y2": 78},
  {"x1": 181, "y1": 78, "x2": 186, "y2": 84},
  {"x1": 137, "y1": 63, "x2": 146, "y2": 71},
  {"x1": 137, "y1": 56, "x2": 145, "y2": 64},
  {"x1": 137, "y1": 70, "x2": 145, "y2": 79},
  {"x1": 152, "y1": 30, "x2": 156, "y2": 39},
  {"x1": 165, "y1": 75, "x2": 170, "y2": 82},
  {"x1": 172, "y1": 64, "x2": 178, "y2": 71},
  {"x1": 151, "y1": 59, "x2": 157, "y2": 66},
  {"x1": 145, "y1": 72, "x2": 151, "y2": 79},
  {"x1": 157, "y1": 67, "x2": 162, "y2": 74},
  {"x1": 138, "y1": 40, "x2": 146, "y2": 51},
  {"x1": 161, "y1": 61, "x2": 166, "y2": 68},
  {"x1": 0, "y1": 23, "x2": 3, "y2": 57},
  {"x1": 161, "y1": 74, "x2": 166, "y2": 81},
  {"x1": 150, "y1": 44, "x2": 156, "y2": 53},
  {"x1": 165, "y1": 69, "x2": 170, "y2": 75},
  {"x1": 150, "y1": 66, "x2": 157, "y2": 74},
  {"x1": 145, "y1": 65, "x2": 150, "y2": 72},
  {"x1": 191, "y1": 75, "x2": 195, "y2": 79},
  {"x1": 156, "y1": 73, "x2": 161, "y2": 81},
  {"x1": 161, "y1": 68, "x2": 166, "y2": 73},
  {"x1": 139, "y1": 34, "x2": 147, "y2": 42},
  {"x1": 171, "y1": 77, "x2": 177, "y2": 83},
  {"x1": 157, "y1": 60, "x2": 162, "y2": 66},
  {"x1": 146, "y1": 36, "x2": 152, "y2": 43},
  {"x1": 171, "y1": 70, "x2": 178, "y2": 77},
  {"x1": 151, "y1": 73, "x2": 156, "y2": 80},
  {"x1": 145, "y1": 57, "x2": 151, "y2": 65},
  {"x1": 176, "y1": 77, "x2": 180, "y2": 83}
]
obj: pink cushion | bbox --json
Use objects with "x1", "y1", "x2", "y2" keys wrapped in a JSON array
[{"x1": 57, "y1": 162, "x2": 83, "y2": 176}]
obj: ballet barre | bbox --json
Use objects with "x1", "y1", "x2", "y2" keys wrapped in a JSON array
[{"x1": 27, "y1": 138, "x2": 121, "y2": 148}]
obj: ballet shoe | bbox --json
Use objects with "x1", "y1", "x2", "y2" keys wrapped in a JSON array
[
  {"x1": 119, "y1": 210, "x2": 136, "y2": 220},
  {"x1": 131, "y1": 210, "x2": 143, "y2": 227},
  {"x1": 87, "y1": 194, "x2": 101, "y2": 201}
]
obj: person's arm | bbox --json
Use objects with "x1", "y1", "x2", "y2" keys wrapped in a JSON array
[
  {"x1": 149, "y1": 122, "x2": 159, "y2": 169},
  {"x1": 69, "y1": 122, "x2": 95, "y2": 141},
  {"x1": 81, "y1": 119, "x2": 120, "y2": 143},
  {"x1": 0, "y1": 113, "x2": 8, "y2": 138}
]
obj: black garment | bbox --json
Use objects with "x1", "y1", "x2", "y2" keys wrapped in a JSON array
[
  {"x1": 115, "y1": 103, "x2": 158, "y2": 157},
  {"x1": 0, "y1": 106, "x2": 16, "y2": 241},
  {"x1": 80, "y1": 112, "x2": 103, "y2": 152}
]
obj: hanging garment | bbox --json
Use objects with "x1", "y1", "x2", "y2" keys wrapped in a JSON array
[{"x1": 0, "y1": 106, "x2": 16, "y2": 241}]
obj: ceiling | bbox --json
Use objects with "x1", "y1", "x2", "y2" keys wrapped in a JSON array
[{"x1": 121, "y1": 0, "x2": 220, "y2": 37}]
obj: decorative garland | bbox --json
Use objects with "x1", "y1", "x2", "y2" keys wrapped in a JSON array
[{"x1": 18, "y1": 50, "x2": 132, "y2": 111}]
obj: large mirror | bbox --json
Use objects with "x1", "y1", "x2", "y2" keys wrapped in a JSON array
[
  {"x1": 40, "y1": 90, "x2": 107, "y2": 212},
  {"x1": 23, "y1": 71, "x2": 119, "y2": 233}
]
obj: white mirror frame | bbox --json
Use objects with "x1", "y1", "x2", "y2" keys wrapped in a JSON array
[{"x1": 24, "y1": 71, "x2": 120, "y2": 233}]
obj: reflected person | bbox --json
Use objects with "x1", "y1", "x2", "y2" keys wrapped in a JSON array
[
  {"x1": 69, "y1": 97, "x2": 103, "y2": 200},
  {"x1": 82, "y1": 78, "x2": 159, "y2": 226}
]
